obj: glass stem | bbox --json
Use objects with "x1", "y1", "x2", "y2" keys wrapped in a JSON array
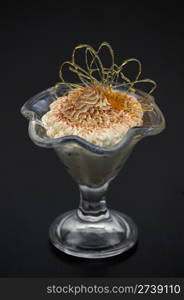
[{"x1": 77, "y1": 182, "x2": 110, "y2": 222}]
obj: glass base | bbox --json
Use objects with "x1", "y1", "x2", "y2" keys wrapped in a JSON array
[{"x1": 49, "y1": 209, "x2": 138, "y2": 259}]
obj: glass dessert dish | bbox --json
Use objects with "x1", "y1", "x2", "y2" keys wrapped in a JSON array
[
  {"x1": 21, "y1": 84, "x2": 165, "y2": 258},
  {"x1": 21, "y1": 43, "x2": 165, "y2": 258}
]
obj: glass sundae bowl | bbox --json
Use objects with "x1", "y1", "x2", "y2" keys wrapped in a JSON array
[{"x1": 21, "y1": 43, "x2": 165, "y2": 258}]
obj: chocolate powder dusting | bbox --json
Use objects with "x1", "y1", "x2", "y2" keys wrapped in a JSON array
[
  {"x1": 50, "y1": 84, "x2": 141, "y2": 131},
  {"x1": 42, "y1": 84, "x2": 144, "y2": 146}
]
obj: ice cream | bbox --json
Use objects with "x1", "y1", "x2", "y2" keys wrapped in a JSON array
[{"x1": 42, "y1": 84, "x2": 144, "y2": 147}]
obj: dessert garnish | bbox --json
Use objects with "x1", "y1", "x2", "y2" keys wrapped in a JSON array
[{"x1": 42, "y1": 43, "x2": 156, "y2": 147}]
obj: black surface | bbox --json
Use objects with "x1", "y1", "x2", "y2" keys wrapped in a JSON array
[{"x1": 0, "y1": 2, "x2": 184, "y2": 277}]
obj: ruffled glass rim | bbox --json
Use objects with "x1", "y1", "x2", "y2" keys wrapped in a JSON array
[{"x1": 21, "y1": 85, "x2": 165, "y2": 154}]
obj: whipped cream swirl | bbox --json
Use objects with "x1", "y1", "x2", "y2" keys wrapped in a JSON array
[{"x1": 41, "y1": 85, "x2": 144, "y2": 147}]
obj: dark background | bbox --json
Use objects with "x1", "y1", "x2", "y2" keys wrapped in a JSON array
[{"x1": 0, "y1": 1, "x2": 184, "y2": 277}]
